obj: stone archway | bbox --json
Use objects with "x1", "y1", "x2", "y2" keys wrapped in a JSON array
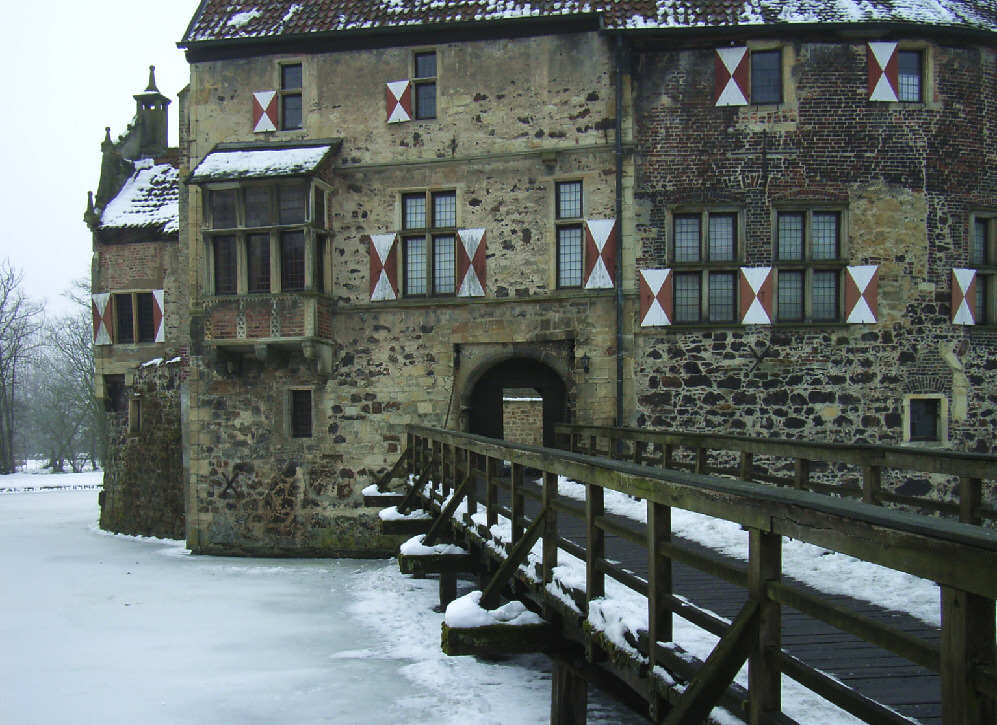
[{"x1": 466, "y1": 357, "x2": 568, "y2": 448}]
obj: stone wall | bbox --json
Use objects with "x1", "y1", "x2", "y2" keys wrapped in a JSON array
[
  {"x1": 632, "y1": 38, "x2": 997, "y2": 454},
  {"x1": 503, "y1": 392, "x2": 544, "y2": 447},
  {"x1": 182, "y1": 31, "x2": 627, "y2": 555},
  {"x1": 100, "y1": 360, "x2": 185, "y2": 539}
]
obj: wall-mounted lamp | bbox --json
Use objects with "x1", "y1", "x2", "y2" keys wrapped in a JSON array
[{"x1": 579, "y1": 353, "x2": 590, "y2": 374}]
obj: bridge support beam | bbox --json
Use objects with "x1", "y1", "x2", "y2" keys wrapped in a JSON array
[
  {"x1": 551, "y1": 658, "x2": 588, "y2": 725},
  {"x1": 941, "y1": 587, "x2": 996, "y2": 725}
]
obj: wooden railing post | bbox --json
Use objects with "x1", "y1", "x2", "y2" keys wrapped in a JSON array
[
  {"x1": 586, "y1": 483, "x2": 605, "y2": 605},
  {"x1": 510, "y1": 461, "x2": 523, "y2": 541},
  {"x1": 941, "y1": 587, "x2": 996, "y2": 725},
  {"x1": 542, "y1": 471, "x2": 559, "y2": 587},
  {"x1": 634, "y1": 439, "x2": 646, "y2": 467},
  {"x1": 793, "y1": 459, "x2": 810, "y2": 491},
  {"x1": 863, "y1": 465, "x2": 882, "y2": 506},
  {"x1": 696, "y1": 447, "x2": 708, "y2": 475},
  {"x1": 647, "y1": 500, "x2": 673, "y2": 722},
  {"x1": 486, "y1": 457, "x2": 499, "y2": 529},
  {"x1": 749, "y1": 529, "x2": 782, "y2": 724},
  {"x1": 739, "y1": 451, "x2": 754, "y2": 482},
  {"x1": 465, "y1": 449, "x2": 477, "y2": 525},
  {"x1": 663, "y1": 443, "x2": 674, "y2": 469},
  {"x1": 960, "y1": 477, "x2": 983, "y2": 525}
]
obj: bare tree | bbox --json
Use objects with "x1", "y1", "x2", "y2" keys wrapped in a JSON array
[
  {"x1": 30, "y1": 284, "x2": 104, "y2": 471},
  {"x1": 0, "y1": 260, "x2": 44, "y2": 474}
]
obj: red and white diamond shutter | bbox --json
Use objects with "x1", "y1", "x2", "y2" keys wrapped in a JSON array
[
  {"x1": 386, "y1": 81, "x2": 412, "y2": 123},
  {"x1": 639, "y1": 269, "x2": 673, "y2": 327},
  {"x1": 367, "y1": 233, "x2": 399, "y2": 301},
  {"x1": 91, "y1": 293, "x2": 112, "y2": 345},
  {"x1": 457, "y1": 229, "x2": 487, "y2": 298},
  {"x1": 252, "y1": 91, "x2": 278, "y2": 132},
  {"x1": 844, "y1": 266, "x2": 878, "y2": 323},
  {"x1": 715, "y1": 47, "x2": 749, "y2": 106},
  {"x1": 867, "y1": 42, "x2": 899, "y2": 102},
  {"x1": 152, "y1": 289, "x2": 165, "y2": 343},
  {"x1": 583, "y1": 219, "x2": 617, "y2": 290},
  {"x1": 739, "y1": 267, "x2": 774, "y2": 324},
  {"x1": 952, "y1": 268, "x2": 977, "y2": 325}
]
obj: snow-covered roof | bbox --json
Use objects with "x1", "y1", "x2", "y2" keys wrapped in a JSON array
[
  {"x1": 100, "y1": 159, "x2": 180, "y2": 234},
  {"x1": 187, "y1": 143, "x2": 337, "y2": 183},
  {"x1": 181, "y1": 0, "x2": 997, "y2": 44}
]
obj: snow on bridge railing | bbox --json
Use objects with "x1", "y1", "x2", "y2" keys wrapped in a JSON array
[{"x1": 401, "y1": 425, "x2": 997, "y2": 725}]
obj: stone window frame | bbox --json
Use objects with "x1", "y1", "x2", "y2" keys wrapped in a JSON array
[
  {"x1": 895, "y1": 44, "x2": 933, "y2": 106},
  {"x1": 411, "y1": 49, "x2": 438, "y2": 121},
  {"x1": 112, "y1": 291, "x2": 157, "y2": 344},
  {"x1": 880, "y1": 42, "x2": 938, "y2": 110},
  {"x1": 971, "y1": 212, "x2": 997, "y2": 326},
  {"x1": 771, "y1": 206, "x2": 849, "y2": 325},
  {"x1": 554, "y1": 178, "x2": 586, "y2": 289},
  {"x1": 902, "y1": 394, "x2": 949, "y2": 447},
  {"x1": 128, "y1": 395, "x2": 142, "y2": 436},
  {"x1": 667, "y1": 207, "x2": 744, "y2": 325},
  {"x1": 398, "y1": 187, "x2": 459, "y2": 298},
  {"x1": 203, "y1": 180, "x2": 331, "y2": 298},
  {"x1": 277, "y1": 60, "x2": 304, "y2": 131},
  {"x1": 746, "y1": 41, "x2": 796, "y2": 109},
  {"x1": 288, "y1": 387, "x2": 313, "y2": 439}
]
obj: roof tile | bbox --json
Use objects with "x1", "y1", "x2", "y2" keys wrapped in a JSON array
[{"x1": 181, "y1": 0, "x2": 997, "y2": 44}]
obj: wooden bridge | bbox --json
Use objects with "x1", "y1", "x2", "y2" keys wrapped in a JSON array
[{"x1": 371, "y1": 424, "x2": 997, "y2": 725}]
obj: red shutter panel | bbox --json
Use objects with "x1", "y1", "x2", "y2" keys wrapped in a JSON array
[
  {"x1": 92, "y1": 293, "x2": 112, "y2": 345},
  {"x1": 583, "y1": 219, "x2": 616, "y2": 290},
  {"x1": 152, "y1": 289, "x2": 165, "y2": 342},
  {"x1": 386, "y1": 81, "x2": 412, "y2": 123},
  {"x1": 844, "y1": 266, "x2": 878, "y2": 323},
  {"x1": 715, "y1": 47, "x2": 749, "y2": 106},
  {"x1": 368, "y1": 233, "x2": 399, "y2": 301},
  {"x1": 739, "y1": 267, "x2": 774, "y2": 324},
  {"x1": 639, "y1": 269, "x2": 673, "y2": 327},
  {"x1": 952, "y1": 268, "x2": 977, "y2": 325},
  {"x1": 867, "y1": 42, "x2": 899, "y2": 102},
  {"x1": 456, "y1": 229, "x2": 486, "y2": 298},
  {"x1": 252, "y1": 91, "x2": 278, "y2": 132}
]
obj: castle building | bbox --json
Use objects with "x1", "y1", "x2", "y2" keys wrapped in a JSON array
[{"x1": 91, "y1": 1, "x2": 997, "y2": 554}]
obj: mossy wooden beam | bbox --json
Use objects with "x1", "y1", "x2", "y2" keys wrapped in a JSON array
[
  {"x1": 379, "y1": 517, "x2": 434, "y2": 536},
  {"x1": 398, "y1": 552, "x2": 476, "y2": 576},
  {"x1": 363, "y1": 492, "x2": 404, "y2": 507},
  {"x1": 441, "y1": 621, "x2": 554, "y2": 656}
]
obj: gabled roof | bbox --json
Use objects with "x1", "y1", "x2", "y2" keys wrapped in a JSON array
[
  {"x1": 99, "y1": 159, "x2": 179, "y2": 234},
  {"x1": 187, "y1": 140, "x2": 340, "y2": 183},
  {"x1": 180, "y1": 0, "x2": 997, "y2": 45}
]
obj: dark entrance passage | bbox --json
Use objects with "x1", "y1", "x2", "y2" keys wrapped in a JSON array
[{"x1": 467, "y1": 358, "x2": 567, "y2": 448}]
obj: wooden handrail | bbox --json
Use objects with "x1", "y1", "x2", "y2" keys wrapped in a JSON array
[
  {"x1": 556, "y1": 423, "x2": 997, "y2": 525},
  {"x1": 405, "y1": 426, "x2": 997, "y2": 724}
]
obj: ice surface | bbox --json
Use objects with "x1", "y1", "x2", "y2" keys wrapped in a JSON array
[{"x1": 0, "y1": 474, "x2": 641, "y2": 725}]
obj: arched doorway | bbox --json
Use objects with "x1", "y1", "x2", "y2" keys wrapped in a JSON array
[{"x1": 467, "y1": 357, "x2": 567, "y2": 448}]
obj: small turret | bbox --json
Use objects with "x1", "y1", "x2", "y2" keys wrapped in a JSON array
[{"x1": 121, "y1": 66, "x2": 172, "y2": 160}]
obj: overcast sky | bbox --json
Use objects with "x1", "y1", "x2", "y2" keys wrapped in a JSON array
[{"x1": 0, "y1": 0, "x2": 197, "y2": 316}]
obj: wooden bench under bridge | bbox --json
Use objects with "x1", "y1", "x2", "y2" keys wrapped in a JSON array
[{"x1": 371, "y1": 425, "x2": 997, "y2": 725}]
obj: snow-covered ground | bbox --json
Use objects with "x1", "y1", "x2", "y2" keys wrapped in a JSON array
[{"x1": 0, "y1": 471, "x2": 640, "y2": 725}]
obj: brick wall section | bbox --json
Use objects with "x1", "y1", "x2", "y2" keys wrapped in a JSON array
[
  {"x1": 633, "y1": 40, "x2": 997, "y2": 454},
  {"x1": 99, "y1": 361, "x2": 184, "y2": 538}
]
